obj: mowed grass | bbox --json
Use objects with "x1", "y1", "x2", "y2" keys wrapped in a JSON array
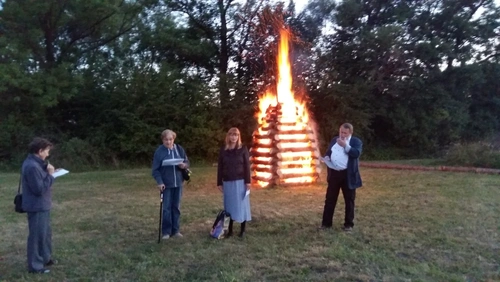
[{"x1": 0, "y1": 167, "x2": 499, "y2": 281}]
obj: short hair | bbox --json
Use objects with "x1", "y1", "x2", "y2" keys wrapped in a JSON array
[
  {"x1": 28, "y1": 137, "x2": 53, "y2": 154},
  {"x1": 161, "y1": 129, "x2": 176, "y2": 140},
  {"x1": 225, "y1": 127, "x2": 242, "y2": 150},
  {"x1": 341, "y1": 123, "x2": 353, "y2": 133}
]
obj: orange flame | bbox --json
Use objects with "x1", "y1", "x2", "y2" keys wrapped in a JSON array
[{"x1": 252, "y1": 28, "x2": 318, "y2": 187}]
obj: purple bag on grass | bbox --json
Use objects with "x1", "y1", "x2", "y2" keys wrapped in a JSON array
[{"x1": 210, "y1": 210, "x2": 230, "y2": 239}]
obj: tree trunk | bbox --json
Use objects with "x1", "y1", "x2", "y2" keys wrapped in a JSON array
[{"x1": 218, "y1": 0, "x2": 230, "y2": 108}]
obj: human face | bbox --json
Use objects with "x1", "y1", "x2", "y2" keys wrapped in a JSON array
[
  {"x1": 37, "y1": 148, "x2": 51, "y2": 160},
  {"x1": 339, "y1": 127, "x2": 352, "y2": 140},
  {"x1": 162, "y1": 135, "x2": 175, "y2": 149},
  {"x1": 229, "y1": 132, "x2": 239, "y2": 144}
]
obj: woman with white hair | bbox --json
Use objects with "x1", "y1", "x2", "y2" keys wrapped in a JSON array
[{"x1": 152, "y1": 129, "x2": 189, "y2": 239}]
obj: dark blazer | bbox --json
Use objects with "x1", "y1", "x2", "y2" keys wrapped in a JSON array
[{"x1": 325, "y1": 136, "x2": 363, "y2": 189}]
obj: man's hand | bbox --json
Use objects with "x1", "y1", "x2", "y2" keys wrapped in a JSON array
[
  {"x1": 47, "y1": 164, "x2": 55, "y2": 175},
  {"x1": 217, "y1": 185, "x2": 223, "y2": 192},
  {"x1": 178, "y1": 163, "x2": 187, "y2": 169},
  {"x1": 337, "y1": 138, "x2": 347, "y2": 147},
  {"x1": 157, "y1": 184, "x2": 165, "y2": 192}
]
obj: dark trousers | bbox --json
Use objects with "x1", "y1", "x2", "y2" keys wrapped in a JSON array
[
  {"x1": 27, "y1": 211, "x2": 52, "y2": 271},
  {"x1": 321, "y1": 169, "x2": 356, "y2": 228},
  {"x1": 162, "y1": 187, "x2": 182, "y2": 236}
]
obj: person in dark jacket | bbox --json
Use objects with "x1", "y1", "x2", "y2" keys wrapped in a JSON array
[
  {"x1": 152, "y1": 129, "x2": 189, "y2": 239},
  {"x1": 319, "y1": 123, "x2": 363, "y2": 232},
  {"x1": 21, "y1": 137, "x2": 57, "y2": 274},
  {"x1": 217, "y1": 127, "x2": 252, "y2": 237}
]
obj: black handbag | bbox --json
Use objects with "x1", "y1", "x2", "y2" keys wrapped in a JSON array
[
  {"x1": 174, "y1": 145, "x2": 191, "y2": 182},
  {"x1": 14, "y1": 175, "x2": 25, "y2": 213},
  {"x1": 181, "y1": 168, "x2": 191, "y2": 182}
]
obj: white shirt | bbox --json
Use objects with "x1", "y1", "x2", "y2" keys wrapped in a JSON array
[{"x1": 329, "y1": 136, "x2": 351, "y2": 171}]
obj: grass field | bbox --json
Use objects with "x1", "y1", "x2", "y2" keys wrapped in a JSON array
[{"x1": 0, "y1": 167, "x2": 499, "y2": 281}]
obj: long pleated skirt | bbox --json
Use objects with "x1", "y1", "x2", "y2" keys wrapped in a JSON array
[{"x1": 223, "y1": 179, "x2": 252, "y2": 223}]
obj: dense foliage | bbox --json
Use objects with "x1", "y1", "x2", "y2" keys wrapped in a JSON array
[{"x1": 1, "y1": 0, "x2": 499, "y2": 170}]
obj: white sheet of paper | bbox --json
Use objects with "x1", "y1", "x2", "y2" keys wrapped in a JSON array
[
  {"x1": 243, "y1": 189, "x2": 250, "y2": 200},
  {"x1": 320, "y1": 157, "x2": 337, "y2": 169},
  {"x1": 162, "y1": 158, "x2": 184, "y2": 166},
  {"x1": 53, "y1": 169, "x2": 69, "y2": 178}
]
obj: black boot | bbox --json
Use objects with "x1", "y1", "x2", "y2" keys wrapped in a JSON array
[
  {"x1": 226, "y1": 219, "x2": 234, "y2": 237},
  {"x1": 238, "y1": 221, "x2": 246, "y2": 237}
]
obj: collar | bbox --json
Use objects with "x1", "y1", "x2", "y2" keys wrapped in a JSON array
[
  {"x1": 163, "y1": 144, "x2": 175, "y2": 150},
  {"x1": 28, "y1": 154, "x2": 47, "y2": 166}
]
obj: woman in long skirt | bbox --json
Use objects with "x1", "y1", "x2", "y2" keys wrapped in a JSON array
[{"x1": 217, "y1": 127, "x2": 252, "y2": 237}]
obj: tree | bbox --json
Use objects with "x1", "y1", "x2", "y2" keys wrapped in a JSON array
[
  {"x1": 308, "y1": 0, "x2": 500, "y2": 155},
  {"x1": 0, "y1": 0, "x2": 156, "y2": 164}
]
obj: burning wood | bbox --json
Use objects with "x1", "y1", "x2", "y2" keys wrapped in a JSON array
[{"x1": 250, "y1": 28, "x2": 320, "y2": 187}]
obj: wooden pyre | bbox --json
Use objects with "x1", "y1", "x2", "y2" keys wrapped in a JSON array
[{"x1": 250, "y1": 103, "x2": 321, "y2": 187}]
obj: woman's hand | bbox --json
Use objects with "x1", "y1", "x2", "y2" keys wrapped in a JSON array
[
  {"x1": 157, "y1": 184, "x2": 165, "y2": 192},
  {"x1": 217, "y1": 185, "x2": 223, "y2": 192},
  {"x1": 47, "y1": 163, "x2": 55, "y2": 175},
  {"x1": 245, "y1": 184, "x2": 250, "y2": 191},
  {"x1": 178, "y1": 163, "x2": 187, "y2": 169}
]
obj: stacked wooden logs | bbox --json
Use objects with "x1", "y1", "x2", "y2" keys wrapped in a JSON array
[{"x1": 250, "y1": 103, "x2": 321, "y2": 186}]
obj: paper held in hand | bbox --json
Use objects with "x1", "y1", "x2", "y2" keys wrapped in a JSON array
[
  {"x1": 320, "y1": 157, "x2": 337, "y2": 170},
  {"x1": 162, "y1": 158, "x2": 184, "y2": 166},
  {"x1": 53, "y1": 169, "x2": 69, "y2": 178},
  {"x1": 243, "y1": 189, "x2": 250, "y2": 200}
]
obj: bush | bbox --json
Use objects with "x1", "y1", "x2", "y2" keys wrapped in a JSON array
[
  {"x1": 50, "y1": 138, "x2": 102, "y2": 171},
  {"x1": 444, "y1": 141, "x2": 500, "y2": 169}
]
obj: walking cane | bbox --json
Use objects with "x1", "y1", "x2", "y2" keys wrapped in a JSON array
[{"x1": 157, "y1": 191, "x2": 163, "y2": 243}]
